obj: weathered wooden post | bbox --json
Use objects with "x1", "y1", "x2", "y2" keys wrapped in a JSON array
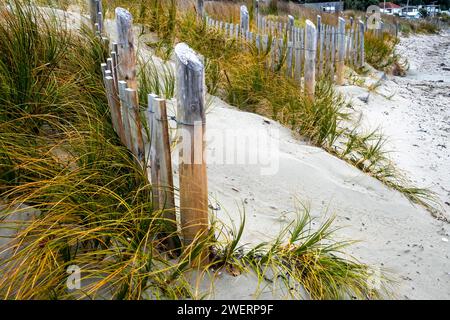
[
  {"x1": 116, "y1": 8, "x2": 145, "y2": 163},
  {"x1": 89, "y1": 0, "x2": 97, "y2": 31},
  {"x1": 148, "y1": 94, "x2": 179, "y2": 251},
  {"x1": 317, "y1": 15, "x2": 324, "y2": 76},
  {"x1": 118, "y1": 80, "x2": 133, "y2": 152},
  {"x1": 336, "y1": 17, "x2": 346, "y2": 85},
  {"x1": 196, "y1": 0, "x2": 204, "y2": 19},
  {"x1": 175, "y1": 43, "x2": 209, "y2": 266},
  {"x1": 359, "y1": 19, "x2": 365, "y2": 67},
  {"x1": 102, "y1": 73, "x2": 125, "y2": 144},
  {"x1": 288, "y1": 15, "x2": 294, "y2": 39},
  {"x1": 240, "y1": 5, "x2": 249, "y2": 34},
  {"x1": 304, "y1": 20, "x2": 317, "y2": 100},
  {"x1": 255, "y1": 0, "x2": 260, "y2": 31}
]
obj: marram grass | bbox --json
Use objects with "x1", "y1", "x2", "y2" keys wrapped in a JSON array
[{"x1": 0, "y1": 0, "x2": 393, "y2": 300}]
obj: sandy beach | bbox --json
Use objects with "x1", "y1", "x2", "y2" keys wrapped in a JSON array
[{"x1": 339, "y1": 29, "x2": 450, "y2": 220}]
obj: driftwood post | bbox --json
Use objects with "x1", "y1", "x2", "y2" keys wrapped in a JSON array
[
  {"x1": 175, "y1": 43, "x2": 209, "y2": 266},
  {"x1": 317, "y1": 15, "x2": 324, "y2": 76},
  {"x1": 89, "y1": 0, "x2": 97, "y2": 31},
  {"x1": 255, "y1": 0, "x2": 260, "y2": 31},
  {"x1": 240, "y1": 5, "x2": 249, "y2": 34},
  {"x1": 359, "y1": 19, "x2": 365, "y2": 67},
  {"x1": 196, "y1": 0, "x2": 204, "y2": 19},
  {"x1": 336, "y1": 17, "x2": 346, "y2": 85},
  {"x1": 103, "y1": 74, "x2": 125, "y2": 144},
  {"x1": 116, "y1": 8, "x2": 145, "y2": 163},
  {"x1": 118, "y1": 80, "x2": 133, "y2": 152},
  {"x1": 304, "y1": 20, "x2": 317, "y2": 100},
  {"x1": 288, "y1": 15, "x2": 294, "y2": 40},
  {"x1": 148, "y1": 94, "x2": 180, "y2": 251}
]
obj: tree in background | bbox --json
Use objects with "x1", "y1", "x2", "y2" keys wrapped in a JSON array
[{"x1": 344, "y1": 0, "x2": 379, "y2": 11}]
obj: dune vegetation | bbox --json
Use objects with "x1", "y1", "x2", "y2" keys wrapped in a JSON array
[{"x1": 2, "y1": 0, "x2": 442, "y2": 300}]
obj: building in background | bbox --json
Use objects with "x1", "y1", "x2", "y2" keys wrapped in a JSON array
[{"x1": 379, "y1": 2, "x2": 402, "y2": 15}]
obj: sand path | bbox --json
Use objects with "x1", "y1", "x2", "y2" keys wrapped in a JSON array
[{"x1": 340, "y1": 30, "x2": 450, "y2": 220}]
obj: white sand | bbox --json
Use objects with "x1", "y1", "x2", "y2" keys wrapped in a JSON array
[{"x1": 338, "y1": 30, "x2": 450, "y2": 220}]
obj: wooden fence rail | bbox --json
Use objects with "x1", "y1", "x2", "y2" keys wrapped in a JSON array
[
  {"x1": 97, "y1": 8, "x2": 209, "y2": 264},
  {"x1": 205, "y1": 5, "x2": 369, "y2": 100}
]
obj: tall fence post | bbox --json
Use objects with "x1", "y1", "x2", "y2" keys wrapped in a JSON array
[
  {"x1": 255, "y1": 0, "x2": 260, "y2": 31},
  {"x1": 197, "y1": 0, "x2": 204, "y2": 19},
  {"x1": 175, "y1": 43, "x2": 209, "y2": 267},
  {"x1": 336, "y1": 17, "x2": 346, "y2": 85},
  {"x1": 148, "y1": 94, "x2": 180, "y2": 251},
  {"x1": 288, "y1": 14, "x2": 294, "y2": 39},
  {"x1": 240, "y1": 5, "x2": 249, "y2": 34},
  {"x1": 89, "y1": 0, "x2": 103, "y2": 35},
  {"x1": 304, "y1": 20, "x2": 317, "y2": 101},
  {"x1": 89, "y1": 0, "x2": 97, "y2": 31},
  {"x1": 317, "y1": 15, "x2": 323, "y2": 76},
  {"x1": 359, "y1": 19, "x2": 365, "y2": 68},
  {"x1": 116, "y1": 8, "x2": 145, "y2": 163}
]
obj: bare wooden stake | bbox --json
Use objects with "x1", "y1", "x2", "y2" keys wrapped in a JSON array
[
  {"x1": 240, "y1": 5, "x2": 249, "y2": 34},
  {"x1": 304, "y1": 20, "x2": 317, "y2": 100},
  {"x1": 336, "y1": 17, "x2": 346, "y2": 85},
  {"x1": 116, "y1": 8, "x2": 145, "y2": 163},
  {"x1": 175, "y1": 43, "x2": 209, "y2": 267},
  {"x1": 319, "y1": 17, "x2": 326, "y2": 77},
  {"x1": 103, "y1": 75, "x2": 125, "y2": 144},
  {"x1": 118, "y1": 80, "x2": 133, "y2": 152},
  {"x1": 89, "y1": 0, "x2": 98, "y2": 32},
  {"x1": 288, "y1": 15, "x2": 294, "y2": 40},
  {"x1": 359, "y1": 20, "x2": 365, "y2": 67},
  {"x1": 125, "y1": 88, "x2": 143, "y2": 161},
  {"x1": 196, "y1": 0, "x2": 204, "y2": 19},
  {"x1": 148, "y1": 94, "x2": 179, "y2": 251}
]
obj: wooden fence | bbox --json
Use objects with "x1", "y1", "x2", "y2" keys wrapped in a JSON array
[
  {"x1": 92, "y1": 3, "x2": 210, "y2": 266},
  {"x1": 205, "y1": 5, "x2": 366, "y2": 100}
]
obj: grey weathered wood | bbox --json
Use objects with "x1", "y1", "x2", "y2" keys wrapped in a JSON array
[
  {"x1": 101, "y1": 63, "x2": 107, "y2": 79},
  {"x1": 359, "y1": 20, "x2": 365, "y2": 67},
  {"x1": 330, "y1": 27, "x2": 336, "y2": 82},
  {"x1": 116, "y1": 8, "x2": 145, "y2": 163},
  {"x1": 147, "y1": 94, "x2": 178, "y2": 250},
  {"x1": 125, "y1": 88, "x2": 142, "y2": 160},
  {"x1": 286, "y1": 41, "x2": 293, "y2": 77},
  {"x1": 111, "y1": 51, "x2": 119, "y2": 89},
  {"x1": 295, "y1": 28, "x2": 303, "y2": 83},
  {"x1": 288, "y1": 15, "x2": 294, "y2": 40},
  {"x1": 304, "y1": 20, "x2": 316, "y2": 100},
  {"x1": 255, "y1": 0, "x2": 260, "y2": 31},
  {"x1": 89, "y1": 0, "x2": 98, "y2": 32},
  {"x1": 353, "y1": 23, "x2": 358, "y2": 66},
  {"x1": 240, "y1": 5, "x2": 249, "y2": 34},
  {"x1": 118, "y1": 80, "x2": 133, "y2": 152},
  {"x1": 174, "y1": 43, "x2": 209, "y2": 266},
  {"x1": 197, "y1": 0, "x2": 204, "y2": 18},
  {"x1": 278, "y1": 38, "x2": 283, "y2": 67},
  {"x1": 103, "y1": 75, "x2": 125, "y2": 144},
  {"x1": 317, "y1": 15, "x2": 324, "y2": 76},
  {"x1": 97, "y1": 11, "x2": 103, "y2": 35},
  {"x1": 336, "y1": 17, "x2": 346, "y2": 85},
  {"x1": 116, "y1": 8, "x2": 137, "y2": 89}
]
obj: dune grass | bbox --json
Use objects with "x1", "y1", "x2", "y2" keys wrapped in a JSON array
[{"x1": 0, "y1": 0, "x2": 392, "y2": 300}]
